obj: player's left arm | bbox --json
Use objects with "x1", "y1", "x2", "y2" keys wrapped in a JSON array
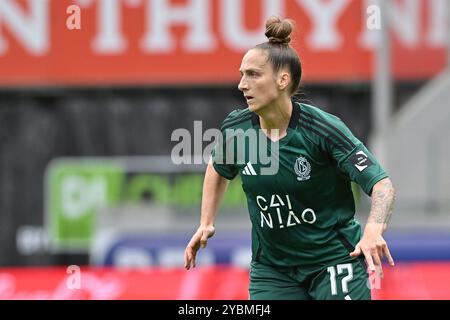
[
  {"x1": 350, "y1": 177, "x2": 396, "y2": 277},
  {"x1": 313, "y1": 111, "x2": 397, "y2": 276}
]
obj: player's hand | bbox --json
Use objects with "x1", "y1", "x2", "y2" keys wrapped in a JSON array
[
  {"x1": 184, "y1": 225, "x2": 215, "y2": 270},
  {"x1": 349, "y1": 223, "x2": 395, "y2": 278}
]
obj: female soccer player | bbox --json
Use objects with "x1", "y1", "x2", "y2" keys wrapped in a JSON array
[{"x1": 184, "y1": 16, "x2": 396, "y2": 300}]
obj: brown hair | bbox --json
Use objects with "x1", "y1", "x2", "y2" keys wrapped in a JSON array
[{"x1": 255, "y1": 16, "x2": 302, "y2": 96}]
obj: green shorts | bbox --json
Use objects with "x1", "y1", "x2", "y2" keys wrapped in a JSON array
[{"x1": 249, "y1": 258, "x2": 371, "y2": 300}]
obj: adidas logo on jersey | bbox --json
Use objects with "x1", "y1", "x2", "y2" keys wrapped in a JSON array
[{"x1": 242, "y1": 162, "x2": 257, "y2": 176}]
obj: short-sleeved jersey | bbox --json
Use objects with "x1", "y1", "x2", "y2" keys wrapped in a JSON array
[{"x1": 212, "y1": 102, "x2": 388, "y2": 267}]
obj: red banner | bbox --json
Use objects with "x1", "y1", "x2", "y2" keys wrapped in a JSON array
[
  {"x1": 0, "y1": 266, "x2": 250, "y2": 300},
  {"x1": 0, "y1": 0, "x2": 446, "y2": 86},
  {"x1": 0, "y1": 263, "x2": 450, "y2": 300}
]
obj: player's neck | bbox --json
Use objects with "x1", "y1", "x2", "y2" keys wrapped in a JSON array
[{"x1": 257, "y1": 97, "x2": 292, "y2": 136}]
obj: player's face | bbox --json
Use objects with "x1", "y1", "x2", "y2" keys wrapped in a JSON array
[{"x1": 238, "y1": 49, "x2": 281, "y2": 113}]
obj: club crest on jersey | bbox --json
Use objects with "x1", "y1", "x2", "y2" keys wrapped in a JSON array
[{"x1": 294, "y1": 156, "x2": 311, "y2": 181}]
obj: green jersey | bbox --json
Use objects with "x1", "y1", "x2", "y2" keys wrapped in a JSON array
[{"x1": 212, "y1": 102, "x2": 388, "y2": 267}]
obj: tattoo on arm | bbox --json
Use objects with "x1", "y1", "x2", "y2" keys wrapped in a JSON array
[{"x1": 368, "y1": 179, "x2": 396, "y2": 226}]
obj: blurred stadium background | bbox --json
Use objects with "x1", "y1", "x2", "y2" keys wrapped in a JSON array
[{"x1": 0, "y1": 0, "x2": 449, "y2": 299}]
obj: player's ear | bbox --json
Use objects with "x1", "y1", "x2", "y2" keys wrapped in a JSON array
[{"x1": 277, "y1": 71, "x2": 290, "y2": 91}]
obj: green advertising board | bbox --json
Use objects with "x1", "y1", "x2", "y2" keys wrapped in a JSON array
[
  {"x1": 46, "y1": 157, "x2": 247, "y2": 252},
  {"x1": 46, "y1": 160, "x2": 124, "y2": 250}
]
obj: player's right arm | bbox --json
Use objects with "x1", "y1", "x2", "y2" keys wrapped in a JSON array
[
  {"x1": 184, "y1": 158, "x2": 230, "y2": 270},
  {"x1": 184, "y1": 108, "x2": 243, "y2": 269}
]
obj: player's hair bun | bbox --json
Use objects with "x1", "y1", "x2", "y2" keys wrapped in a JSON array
[{"x1": 265, "y1": 16, "x2": 294, "y2": 45}]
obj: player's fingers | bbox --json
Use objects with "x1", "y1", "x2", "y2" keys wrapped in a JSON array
[
  {"x1": 184, "y1": 247, "x2": 194, "y2": 270},
  {"x1": 200, "y1": 232, "x2": 209, "y2": 249},
  {"x1": 187, "y1": 230, "x2": 202, "y2": 252},
  {"x1": 377, "y1": 264, "x2": 384, "y2": 279},
  {"x1": 187, "y1": 238, "x2": 200, "y2": 252},
  {"x1": 383, "y1": 245, "x2": 395, "y2": 266},
  {"x1": 372, "y1": 252, "x2": 383, "y2": 278},
  {"x1": 184, "y1": 250, "x2": 190, "y2": 269},
  {"x1": 372, "y1": 249, "x2": 382, "y2": 266},
  {"x1": 192, "y1": 251, "x2": 197, "y2": 268},
  {"x1": 364, "y1": 251, "x2": 376, "y2": 272},
  {"x1": 349, "y1": 244, "x2": 361, "y2": 257}
]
